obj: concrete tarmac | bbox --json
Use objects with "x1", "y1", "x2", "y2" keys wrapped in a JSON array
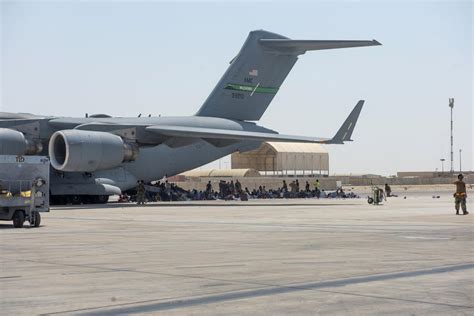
[{"x1": 1, "y1": 197, "x2": 473, "y2": 315}]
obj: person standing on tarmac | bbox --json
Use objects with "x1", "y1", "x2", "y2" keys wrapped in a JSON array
[
  {"x1": 205, "y1": 181, "x2": 212, "y2": 199},
  {"x1": 454, "y1": 174, "x2": 469, "y2": 215},
  {"x1": 314, "y1": 179, "x2": 321, "y2": 191},
  {"x1": 235, "y1": 179, "x2": 242, "y2": 194},
  {"x1": 229, "y1": 180, "x2": 235, "y2": 195},
  {"x1": 136, "y1": 180, "x2": 146, "y2": 205},
  {"x1": 282, "y1": 180, "x2": 288, "y2": 192}
]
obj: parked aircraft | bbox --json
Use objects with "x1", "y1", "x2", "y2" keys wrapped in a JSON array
[{"x1": 0, "y1": 30, "x2": 380, "y2": 204}]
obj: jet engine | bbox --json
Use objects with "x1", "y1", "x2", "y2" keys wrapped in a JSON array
[
  {"x1": 0, "y1": 128, "x2": 43, "y2": 155},
  {"x1": 49, "y1": 130, "x2": 138, "y2": 172}
]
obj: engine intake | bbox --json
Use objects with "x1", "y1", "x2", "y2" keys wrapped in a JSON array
[
  {"x1": 49, "y1": 130, "x2": 138, "y2": 172},
  {"x1": 0, "y1": 128, "x2": 43, "y2": 155}
]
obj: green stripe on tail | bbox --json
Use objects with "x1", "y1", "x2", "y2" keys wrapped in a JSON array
[{"x1": 224, "y1": 83, "x2": 279, "y2": 94}]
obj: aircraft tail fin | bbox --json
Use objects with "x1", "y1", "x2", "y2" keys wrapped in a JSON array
[
  {"x1": 327, "y1": 100, "x2": 364, "y2": 144},
  {"x1": 195, "y1": 30, "x2": 380, "y2": 121}
]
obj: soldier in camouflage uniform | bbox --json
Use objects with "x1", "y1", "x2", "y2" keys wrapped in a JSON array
[
  {"x1": 136, "y1": 180, "x2": 146, "y2": 205},
  {"x1": 454, "y1": 174, "x2": 468, "y2": 215}
]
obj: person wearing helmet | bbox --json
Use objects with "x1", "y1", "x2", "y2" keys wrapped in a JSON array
[{"x1": 454, "y1": 174, "x2": 468, "y2": 215}]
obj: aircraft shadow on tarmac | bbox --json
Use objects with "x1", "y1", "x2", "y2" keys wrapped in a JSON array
[{"x1": 52, "y1": 201, "x2": 360, "y2": 210}]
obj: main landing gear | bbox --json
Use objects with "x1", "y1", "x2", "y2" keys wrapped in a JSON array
[{"x1": 50, "y1": 195, "x2": 109, "y2": 205}]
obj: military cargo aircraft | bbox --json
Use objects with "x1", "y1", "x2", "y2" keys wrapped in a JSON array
[{"x1": 0, "y1": 30, "x2": 380, "y2": 204}]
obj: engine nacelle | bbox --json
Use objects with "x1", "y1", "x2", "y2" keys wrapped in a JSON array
[
  {"x1": 0, "y1": 128, "x2": 43, "y2": 155},
  {"x1": 49, "y1": 130, "x2": 138, "y2": 172}
]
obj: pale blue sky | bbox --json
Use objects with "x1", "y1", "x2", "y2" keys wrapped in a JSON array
[{"x1": 1, "y1": 1, "x2": 472, "y2": 175}]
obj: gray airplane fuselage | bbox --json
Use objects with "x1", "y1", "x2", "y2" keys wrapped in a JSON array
[{"x1": 0, "y1": 30, "x2": 380, "y2": 202}]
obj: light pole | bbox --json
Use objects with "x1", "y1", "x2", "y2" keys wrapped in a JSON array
[
  {"x1": 459, "y1": 149, "x2": 462, "y2": 172},
  {"x1": 440, "y1": 158, "x2": 445, "y2": 174},
  {"x1": 449, "y1": 98, "x2": 454, "y2": 173}
]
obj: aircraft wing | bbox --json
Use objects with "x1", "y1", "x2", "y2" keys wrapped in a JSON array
[
  {"x1": 38, "y1": 100, "x2": 364, "y2": 147},
  {"x1": 147, "y1": 100, "x2": 364, "y2": 145},
  {"x1": 146, "y1": 125, "x2": 331, "y2": 144}
]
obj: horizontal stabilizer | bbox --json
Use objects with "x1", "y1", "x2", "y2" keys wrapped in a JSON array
[
  {"x1": 260, "y1": 39, "x2": 381, "y2": 54},
  {"x1": 146, "y1": 125, "x2": 330, "y2": 144},
  {"x1": 0, "y1": 112, "x2": 44, "y2": 120}
]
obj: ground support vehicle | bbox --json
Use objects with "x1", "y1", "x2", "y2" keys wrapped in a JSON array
[
  {"x1": 0, "y1": 155, "x2": 50, "y2": 228},
  {"x1": 368, "y1": 185, "x2": 385, "y2": 205}
]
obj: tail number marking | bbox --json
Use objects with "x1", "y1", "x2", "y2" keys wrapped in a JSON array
[{"x1": 232, "y1": 93, "x2": 244, "y2": 99}]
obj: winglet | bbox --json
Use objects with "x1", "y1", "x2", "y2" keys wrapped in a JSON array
[{"x1": 327, "y1": 100, "x2": 364, "y2": 144}]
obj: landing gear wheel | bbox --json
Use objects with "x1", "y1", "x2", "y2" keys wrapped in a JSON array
[
  {"x1": 31, "y1": 211, "x2": 41, "y2": 227},
  {"x1": 12, "y1": 210, "x2": 25, "y2": 228},
  {"x1": 50, "y1": 195, "x2": 66, "y2": 205},
  {"x1": 88, "y1": 195, "x2": 109, "y2": 204},
  {"x1": 69, "y1": 195, "x2": 82, "y2": 205},
  {"x1": 97, "y1": 195, "x2": 109, "y2": 204},
  {"x1": 367, "y1": 197, "x2": 374, "y2": 204}
]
